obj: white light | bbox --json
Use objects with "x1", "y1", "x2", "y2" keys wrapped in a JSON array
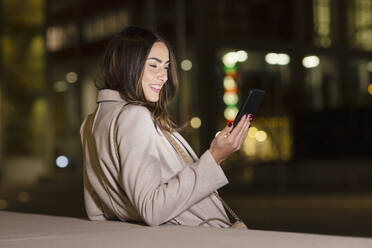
[
  {"x1": 224, "y1": 106, "x2": 239, "y2": 120},
  {"x1": 265, "y1": 53, "x2": 278, "y2": 65},
  {"x1": 223, "y1": 76, "x2": 236, "y2": 90},
  {"x1": 223, "y1": 92, "x2": 239, "y2": 105},
  {"x1": 222, "y1": 52, "x2": 238, "y2": 67},
  {"x1": 302, "y1": 55, "x2": 320, "y2": 68},
  {"x1": 181, "y1": 59, "x2": 192, "y2": 71},
  {"x1": 236, "y1": 50, "x2": 248, "y2": 62},
  {"x1": 56, "y1": 155, "x2": 69, "y2": 168},
  {"x1": 367, "y1": 61, "x2": 372, "y2": 72},
  {"x1": 190, "y1": 117, "x2": 201, "y2": 129},
  {"x1": 265, "y1": 53, "x2": 290, "y2": 65},
  {"x1": 54, "y1": 81, "x2": 68, "y2": 92},
  {"x1": 277, "y1": 53, "x2": 290, "y2": 65},
  {"x1": 66, "y1": 72, "x2": 78, "y2": 83},
  {"x1": 255, "y1": 130, "x2": 267, "y2": 142}
]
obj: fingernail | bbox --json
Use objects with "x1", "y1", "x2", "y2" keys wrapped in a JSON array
[
  {"x1": 228, "y1": 122, "x2": 232, "y2": 127},
  {"x1": 245, "y1": 114, "x2": 248, "y2": 119}
]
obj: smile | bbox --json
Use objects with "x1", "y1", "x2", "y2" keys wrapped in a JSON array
[{"x1": 150, "y1": 85, "x2": 162, "y2": 93}]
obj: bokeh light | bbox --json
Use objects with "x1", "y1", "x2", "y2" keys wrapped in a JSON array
[
  {"x1": 265, "y1": 53, "x2": 290, "y2": 65},
  {"x1": 56, "y1": 155, "x2": 69, "y2": 168},
  {"x1": 368, "y1": 84, "x2": 372, "y2": 95},
  {"x1": 255, "y1": 130, "x2": 268, "y2": 142},
  {"x1": 190, "y1": 117, "x2": 201, "y2": 129},
  {"x1": 54, "y1": 81, "x2": 68, "y2": 92},
  {"x1": 222, "y1": 52, "x2": 238, "y2": 67},
  {"x1": 18, "y1": 192, "x2": 30, "y2": 203},
  {"x1": 224, "y1": 106, "x2": 239, "y2": 120},
  {"x1": 181, "y1": 59, "x2": 192, "y2": 71},
  {"x1": 66, "y1": 72, "x2": 78, "y2": 83},
  {"x1": 302, "y1": 55, "x2": 320, "y2": 68},
  {"x1": 248, "y1": 126, "x2": 258, "y2": 138},
  {"x1": 223, "y1": 92, "x2": 239, "y2": 105},
  {"x1": 236, "y1": 50, "x2": 248, "y2": 62},
  {"x1": 223, "y1": 76, "x2": 236, "y2": 90}
]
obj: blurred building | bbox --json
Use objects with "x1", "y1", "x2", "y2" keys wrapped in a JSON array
[{"x1": 0, "y1": 0, "x2": 371, "y2": 188}]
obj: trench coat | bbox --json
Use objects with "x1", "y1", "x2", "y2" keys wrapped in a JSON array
[{"x1": 80, "y1": 89, "x2": 230, "y2": 227}]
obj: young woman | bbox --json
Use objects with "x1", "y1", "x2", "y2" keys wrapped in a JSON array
[{"x1": 80, "y1": 26, "x2": 253, "y2": 228}]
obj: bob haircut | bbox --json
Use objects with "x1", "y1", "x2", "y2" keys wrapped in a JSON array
[{"x1": 99, "y1": 26, "x2": 180, "y2": 132}]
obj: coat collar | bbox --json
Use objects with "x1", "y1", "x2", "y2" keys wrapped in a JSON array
[{"x1": 97, "y1": 89, "x2": 127, "y2": 103}]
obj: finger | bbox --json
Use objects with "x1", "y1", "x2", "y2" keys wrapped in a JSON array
[
  {"x1": 217, "y1": 122, "x2": 233, "y2": 139},
  {"x1": 229, "y1": 114, "x2": 248, "y2": 140},
  {"x1": 237, "y1": 113, "x2": 253, "y2": 144},
  {"x1": 238, "y1": 118, "x2": 251, "y2": 145}
]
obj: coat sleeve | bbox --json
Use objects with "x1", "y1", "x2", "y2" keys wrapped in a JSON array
[{"x1": 116, "y1": 106, "x2": 229, "y2": 226}]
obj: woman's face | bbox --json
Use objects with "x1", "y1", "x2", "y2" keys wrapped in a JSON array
[{"x1": 141, "y1": 41, "x2": 169, "y2": 102}]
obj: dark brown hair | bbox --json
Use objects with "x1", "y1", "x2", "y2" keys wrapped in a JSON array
[{"x1": 99, "y1": 26, "x2": 180, "y2": 132}]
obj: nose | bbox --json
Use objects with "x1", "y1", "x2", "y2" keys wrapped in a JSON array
[{"x1": 158, "y1": 68, "x2": 167, "y2": 83}]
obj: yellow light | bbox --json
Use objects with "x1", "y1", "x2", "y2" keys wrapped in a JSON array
[
  {"x1": 248, "y1": 127, "x2": 258, "y2": 138},
  {"x1": 368, "y1": 84, "x2": 372, "y2": 95},
  {"x1": 302, "y1": 55, "x2": 320, "y2": 68},
  {"x1": 243, "y1": 136, "x2": 256, "y2": 156},
  {"x1": 255, "y1": 130, "x2": 267, "y2": 142},
  {"x1": 0, "y1": 199, "x2": 8, "y2": 209},
  {"x1": 66, "y1": 72, "x2": 78, "y2": 83},
  {"x1": 223, "y1": 76, "x2": 236, "y2": 90},
  {"x1": 190, "y1": 117, "x2": 201, "y2": 129},
  {"x1": 181, "y1": 59, "x2": 192, "y2": 71},
  {"x1": 224, "y1": 106, "x2": 239, "y2": 120},
  {"x1": 223, "y1": 92, "x2": 238, "y2": 105},
  {"x1": 18, "y1": 192, "x2": 31, "y2": 203}
]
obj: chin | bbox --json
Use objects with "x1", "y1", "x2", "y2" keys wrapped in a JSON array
[{"x1": 147, "y1": 96, "x2": 160, "y2": 102}]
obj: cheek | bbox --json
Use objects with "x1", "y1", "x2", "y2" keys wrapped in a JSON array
[{"x1": 142, "y1": 68, "x2": 155, "y2": 84}]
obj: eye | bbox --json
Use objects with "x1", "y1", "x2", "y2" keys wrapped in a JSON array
[{"x1": 149, "y1": 64, "x2": 157, "y2": 68}]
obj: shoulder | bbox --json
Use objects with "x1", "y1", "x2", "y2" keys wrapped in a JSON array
[{"x1": 115, "y1": 103, "x2": 157, "y2": 133}]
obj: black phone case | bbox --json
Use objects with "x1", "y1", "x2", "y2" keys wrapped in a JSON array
[{"x1": 233, "y1": 89, "x2": 265, "y2": 128}]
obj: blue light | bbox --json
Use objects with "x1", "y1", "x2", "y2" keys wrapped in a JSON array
[{"x1": 56, "y1": 155, "x2": 69, "y2": 168}]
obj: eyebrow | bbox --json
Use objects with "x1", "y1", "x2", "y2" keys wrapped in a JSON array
[{"x1": 147, "y1": 57, "x2": 170, "y2": 64}]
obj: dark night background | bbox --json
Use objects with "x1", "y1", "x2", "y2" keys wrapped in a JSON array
[{"x1": 0, "y1": 0, "x2": 372, "y2": 237}]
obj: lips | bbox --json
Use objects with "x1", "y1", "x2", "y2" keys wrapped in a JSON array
[{"x1": 150, "y1": 84, "x2": 162, "y2": 93}]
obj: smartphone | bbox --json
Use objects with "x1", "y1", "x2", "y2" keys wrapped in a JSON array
[{"x1": 233, "y1": 89, "x2": 265, "y2": 128}]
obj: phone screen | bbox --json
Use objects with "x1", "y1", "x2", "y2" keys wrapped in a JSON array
[{"x1": 233, "y1": 89, "x2": 265, "y2": 128}]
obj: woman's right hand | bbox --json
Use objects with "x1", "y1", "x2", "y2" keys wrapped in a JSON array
[{"x1": 209, "y1": 114, "x2": 253, "y2": 165}]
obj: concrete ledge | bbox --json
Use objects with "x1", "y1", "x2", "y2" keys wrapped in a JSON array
[{"x1": 1, "y1": 211, "x2": 372, "y2": 248}]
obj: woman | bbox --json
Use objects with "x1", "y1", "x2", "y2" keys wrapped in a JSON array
[{"x1": 80, "y1": 26, "x2": 253, "y2": 228}]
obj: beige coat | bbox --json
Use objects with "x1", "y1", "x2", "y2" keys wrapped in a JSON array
[{"x1": 80, "y1": 89, "x2": 230, "y2": 227}]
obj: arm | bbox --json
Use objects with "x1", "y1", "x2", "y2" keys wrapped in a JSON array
[{"x1": 116, "y1": 106, "x2": 228, "y2": 226}]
